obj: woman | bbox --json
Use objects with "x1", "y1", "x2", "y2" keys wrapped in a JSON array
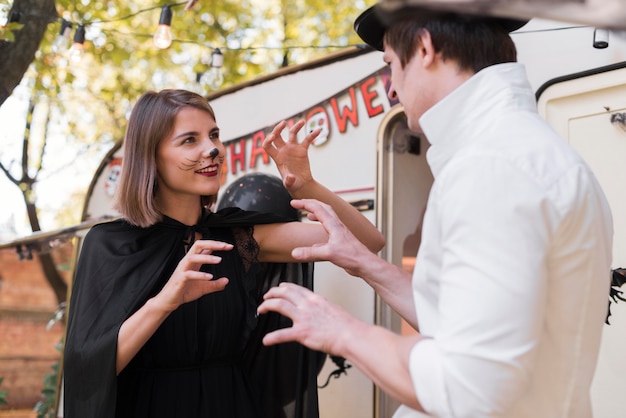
[{"x1": 63, "y1": 89, "x2": 384, "y2": 418}]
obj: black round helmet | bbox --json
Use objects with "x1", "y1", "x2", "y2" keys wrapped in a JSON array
[{"x1": 216, "y1": 173, "x2": 299, "y2": 221}]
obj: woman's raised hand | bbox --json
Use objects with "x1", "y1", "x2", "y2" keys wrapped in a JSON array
[
  {"x1": 263, "y1": 120, "x2": 321, "y2": 194},
  {"x1": 155, "y1": 240, "x2": 233, "y2": 312}
]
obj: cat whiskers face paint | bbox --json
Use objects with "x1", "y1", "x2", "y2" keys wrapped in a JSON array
[
  {"x1": 180, "y1": 159, "x2": 200, "y2": 171},
  {"x1": 179, "y1": 149, "x2": 221, "y2": 171}
]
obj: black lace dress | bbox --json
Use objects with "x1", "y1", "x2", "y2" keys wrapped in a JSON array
[{"x1": 63, "y1": 208, "x2": 322, "y2": 418}]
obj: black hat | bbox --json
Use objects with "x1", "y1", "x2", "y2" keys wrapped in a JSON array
[{"x1": 354, "y1": 5, "x2": 528, "y2": 51}]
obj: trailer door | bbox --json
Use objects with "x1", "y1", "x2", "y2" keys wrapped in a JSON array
[
  {"x1": 375, "y1": 106, "x2": 433, "y2": 417},
  {"x1": 537, "y1": 63, "x2": 626, "y2": 418}
]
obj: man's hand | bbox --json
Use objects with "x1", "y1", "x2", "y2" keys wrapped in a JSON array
[
  {"x1": 290, "y1": 198, "x2": 373, "y2": 276},
  {"x1": 258, "y1": 282, "x2": 357, "y2": 356}
]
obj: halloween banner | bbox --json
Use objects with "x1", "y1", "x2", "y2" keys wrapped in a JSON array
[{"x1": 222, "y1": 66, "x2": 396, "y2": 180}]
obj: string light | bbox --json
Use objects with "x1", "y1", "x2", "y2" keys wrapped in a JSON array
[
  {"x1": 593, "y1": 28, "x2": 609, "y2": 49},
  {"x1": 68, "y1": 24, "x2": 85, "y2": 63},
  {"x1": 39, "y1": 1, "x2": 361, "y2": 71},
  {"x1": 20, "y1": 3, "x2": 600, "y2": 93},
  {"x1": 211, "y1": 47, "x2": 224, "y2": 68},
  {"x1": 200, "y1": 48, "x2": 224, "y2": 90},
  {"x1": 52, "y1": 19, "x2": 73, "y2": 54},
  {"x1": 8, "y1": 10, "x2": 21, "y2": 23},
  {"x1": 153, "y1": 6, "x2": 173, "y2": 49},
  {"x1": 35, "y1": 1, "x2": 360, "y2": 73}
]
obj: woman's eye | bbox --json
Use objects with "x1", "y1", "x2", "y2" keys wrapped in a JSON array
[
  {"x1": 210, "y1": 132, "x2": 220, "y2": 140},
  {"x1": 183, "y1": 136, "x2": 195, "y2": 144}
]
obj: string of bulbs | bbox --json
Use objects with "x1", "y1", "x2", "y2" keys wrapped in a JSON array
[
  {"x1": 43, "y1": 1, "x2": 356, "y2": 91},
  {"x1": 6, "y1": 2, "x2": 611, "y2": 92},
  {"x1": 47, "y1": 2, "x2": 230, "y2": 88}
]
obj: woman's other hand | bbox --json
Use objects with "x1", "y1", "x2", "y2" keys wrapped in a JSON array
[{"x1": 154, "y1": 239, "x2": 233, "y2": 312}]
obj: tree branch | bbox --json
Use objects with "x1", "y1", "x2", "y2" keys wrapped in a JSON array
[{"x1": 0, "y1": 161, "x2": 18, "y2": 185}]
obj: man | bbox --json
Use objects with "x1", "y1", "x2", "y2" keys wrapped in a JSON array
[{"x1": 258, "y1": 4, "x2": 614, "y2": 417}]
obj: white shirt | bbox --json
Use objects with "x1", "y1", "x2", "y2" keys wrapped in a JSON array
[{"x1": 396, "y1": 63, "x2": 613, "y2": 418}]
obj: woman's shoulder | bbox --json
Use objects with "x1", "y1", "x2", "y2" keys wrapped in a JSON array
[
  {"x1": 82, "y1": 218, "x2": 164, "y2": 250},
  {"x1": 85, "y1": 218, "x2": 136, "y2": 237}
]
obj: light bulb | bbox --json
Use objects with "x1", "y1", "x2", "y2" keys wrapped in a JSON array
[
  {"x1": 200, "y1": 48, "x2": 225, "y2": 90},
  {"x1": 154, "y1": 6, "x2": 173, "y2": 49},
  {"x1": 68, "y1": 24, "x2": 86, "y2": 63},
  {"x1": 154, "y1": 25, "x2": 172, "y2": 49},
  {"x1": 210, "y1": 48, "x2": 224, "y2": 68},
  {"x1": 68, "y1": 43, "x2": 84, "y2": 63},
  {"x1": 8, "y1": 10, "x2": 20, "y2": 23},
  {"x1": 200, "y1": 67, "x2": 224, "y2": 91},
  {"x1": 593, "y1": 28, "x2": 609, "y2": 49},
  {"x1": 209, "y1": 67, "x2": 224, "y2": 89},
  {"x1": 185, "y1": 72, "x2": 208, "y2": 95},
  {"x1": 52, "y1": 20, "x2": 73, "y2": 54}
]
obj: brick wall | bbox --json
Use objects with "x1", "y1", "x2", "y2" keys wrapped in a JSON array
[{"x1": 0, "y1": 242, "x2": 74, "y2": 411}]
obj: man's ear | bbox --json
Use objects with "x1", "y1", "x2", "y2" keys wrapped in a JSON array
[{"x1": 418, "y1": 31, "x2": 436, "y2": 68}]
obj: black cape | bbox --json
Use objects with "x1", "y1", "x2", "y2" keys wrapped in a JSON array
[{"x1": 63, "y1": 208, "x2": 324, "y2": 418}]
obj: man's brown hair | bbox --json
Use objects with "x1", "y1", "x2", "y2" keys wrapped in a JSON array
[{"x1": 384, "y1": 13, "x2": 518, "y2": 72}]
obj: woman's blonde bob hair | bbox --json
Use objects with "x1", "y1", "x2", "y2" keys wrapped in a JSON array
[{"x1": 113, "y1": 89, "x2": 218, "y2": 227}]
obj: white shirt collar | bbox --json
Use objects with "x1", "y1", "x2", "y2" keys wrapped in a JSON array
[{"x1": 419, "y1": 63, "x2": 536, "y2": 178}]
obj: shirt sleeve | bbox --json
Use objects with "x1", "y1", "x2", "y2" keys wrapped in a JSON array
[{"x1": 411, "y1": 153, "x2": 555, "y2": 417}]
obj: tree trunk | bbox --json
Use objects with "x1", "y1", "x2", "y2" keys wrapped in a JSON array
[
  {"x1": 38, "y1": 252, "x2": 69, "y2": 307},
  {"x1": 25, "y1": 200, "x2": 68, "y2": 307},
  {"x1": 0, "y1": 0, "x2": 57, "y2": 106}
]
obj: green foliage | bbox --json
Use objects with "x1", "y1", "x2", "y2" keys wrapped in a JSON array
[
  {"x1": 33, "y1": 359, "x2": 59, "y2": 418},
  {"x1": 33, "y1": 324, "x2": 64, "y2": 417},
  {"x1": 0, "y1": 0, "x2": 23, "y2": 42},
  {"x1": 30, "y1": 0, "x2": 374, "y2": 146},
  {"x1": 0, "y1": 377, "x2": 8, "y2": 405},
  {"x1": 34, "y1": 0, "x2": 372, "y2": 97},
  {"x1": 0, "y1": 0, "x2": 20, "y2": 42},
  {"x1": 0, "y1": 21, "x2": 23, "y2": 42}
]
